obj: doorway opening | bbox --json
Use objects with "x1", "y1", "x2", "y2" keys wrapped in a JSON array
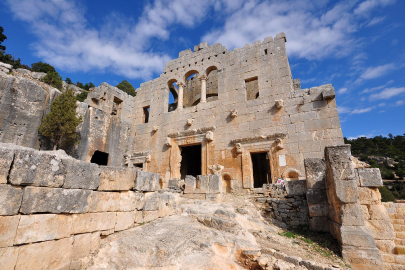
[
  {"x1": 180, "y1": 144, "x2": 201, "y2": 179},
  {"x1": 134, "y1": 163, "x2": 143, "y2": 170},
  {"x1": 251, "y1": 152, "x2": 271, "y2": 188},
  {"x1": 90, "y1": 150, "x2": 109, "y2": 166}
]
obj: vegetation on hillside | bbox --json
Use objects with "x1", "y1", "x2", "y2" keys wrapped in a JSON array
[
  {"x1": 116, "y1": 80, "x2": 136, "y2": 96},
  {"x1": 39, "y1": 89, "x2": 82, "y2": 150},
  {"x1": 345, "y1": 134, "x2": 405, "y2": 201}
]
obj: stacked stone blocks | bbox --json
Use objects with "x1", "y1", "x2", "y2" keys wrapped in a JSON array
[
  {"x1": 0, "y1": 144, "x2": 179, "y2": 270},
  {"x1": 383, "y1": 202, "x2": 405, "y2": 269}
]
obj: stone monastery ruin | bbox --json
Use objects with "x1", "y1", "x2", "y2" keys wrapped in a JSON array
[{"x1": 0, "y1": 33, "x2": 404, "y2": 269}]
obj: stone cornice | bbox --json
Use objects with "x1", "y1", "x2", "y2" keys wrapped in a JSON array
[{"x1": 231, "y1": 133, "x2": 286, "y2": 145}]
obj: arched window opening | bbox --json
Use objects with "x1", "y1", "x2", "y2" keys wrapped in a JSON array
[
  {"x1": 168, "y1": 80, "x2": 178, "y2": 112},
  {"x1": 245, "y1": 76, "x2": 259, "y2": 101},
  {"x1": 206, "y1": 66, "x2": 218, "y2": 103},
  {"x1": 222, "y1": 173, "x2": 232, "y2": 193},
  {"x1": 183, "y1": 70, "x2": 200, "y2": 108}
]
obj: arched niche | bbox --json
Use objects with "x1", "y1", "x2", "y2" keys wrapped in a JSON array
[
  {"x1": 206, "y1": 66, "x2": 218, "y2": 103},
  {"x1": 183, "y1": 70, "x2": 200, "y2": 108},
  {"x1": 168, "y1": 79, "x2": 178, "y2": 112}
]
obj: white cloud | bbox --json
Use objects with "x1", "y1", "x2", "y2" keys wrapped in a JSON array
[
  {"x1": 338, "y1": 87, "x2": 348, "y2": 94},
  {"x1": 369, "y1": 87, "x2": 405, "y2": 100},
  {"x1": 378, "y1": 102, "x2": 386, "y2": 107},
  {"x1": 396, "y1": 100, "x2": 404, "y2": 106},
  {"x1": 367, "y1": 16, "x2": 386, "y2": 26},
  {"x1": 337, "y1": 106, "x2": 351, "y2": 114},
  {"x1": 360, "y1": 64, "x2": 395, "y2": 80},
  {"x1": 350, "y1": 107, "x2": 374, "y2": 114},
  {"x1": 354, "y1": 0, "x2": 396, "y2": 16},
  {"x1": 348, "y1": 134, "x2": 373, "y2": 140}
]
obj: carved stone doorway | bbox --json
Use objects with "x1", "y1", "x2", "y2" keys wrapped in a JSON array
[
  {"x1": 180, "y1": 144, "x2": 202, "y2": 179},
  {"x1": 251, "y1": 152, "x2": 271, "y2": 188}
]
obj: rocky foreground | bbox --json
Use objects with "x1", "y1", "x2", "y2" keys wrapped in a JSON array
[{"x1": 85, "y1": 195, "x2": 347, "y2": 270}]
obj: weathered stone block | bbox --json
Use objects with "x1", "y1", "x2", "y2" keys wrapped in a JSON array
[
  {"x1": 325, "y1": 145, "x2": 356, "y2": 181},
  {"x1": 62, "y1": 159, "x2": 100, "y2": 190},
  {"x1": 143, "y1": 210, "x2": 159, "y2": 223},
  {"x1": 20, "y1": 186, "x2": 92, "y2": 214},
  {"x1": 158, "y1": 193, "x2": 176, "y2": 217},
  {"x1": 9, "y1": 149, "x2": 67, "y2": 187},
  {"x1": 206, "y1": 193, "x2": 222, "y2": 202},
  {"x1": 308, "y1": 204, "x2": 329, "y2": 217},
  {"x1": 144, "y1": 192, "x2": 160, "y2": 211},
  {"x1": 0, "y1": 216, "x2": 19, "y2": 247},
  {"x1": 184, "y1": 175, "x2": 196, "y2": 194},
  {"x1": 357, "y1": 168, "x2": 383, "y2": 187},
  {"x1": 341, "y1": 246, "x2": 383, "y2": 270},
  {"x1": 329, "y1": 203, "x2": 365, "y2": 226},
  {"x1": 0, "y1": 184, "x2": 23, "y2": 215},
  {"x1": 368, "y1": 205, "x2": 389, "y2": 220},
  {"x1": 115, "y1": 212, "x2": 135, "y2": 231},
  {"x1": 134, "y1": 210, "x2": 144, "y2": 224},
  {"x1": 0, "y1": 148, "x2": 14, "y2": 184},
  {"x1": 359, "y1": 187, "x2": 381, "y2": 205},
  {"x1": 0, "y1": 247, "x2": 19, "y2": 270},
  {"x1": 98, "y1": 167, "x2": 135, "y2": 191},
  {"x1": 330, "y1": 223, "x2": 376, "y2": 248},
  {"x1": 322, "y1": 88, "x2": 335, "y2": 100},
  {"x1": 285, "y1": 180, "x2": 306, "y2": 196},
  {"x1": 71, "y1": 212, "x2": 116, "y2": 234},
  {"x1": 72, "y1": 233, "x2": 92, "y2": 261},
  {"x1": 88, "y1": 192, "x2": 120, "y2": 212},
  {"x1": 209, "y1": 174, "x2": 222, "y2": 194},
  {"x1": 16, "y1": 237, "x2": 73, "y2": 270},
  {"x1": 119, "y1": 191, "x2": 144, "y2": 211},
  {"x1": 375, "y1": 240, "x2": 396, "y2": 254},
  {"x1": 134, "y1": 171, "x2": 159, "y2": 192},
  {"x1": 367, "y1": 220, "x2": 395, "y2": 240},
  {"x1": 306, "y1": 188, "x2": 327, "y2": 204},
  {"x1": 168, "y1": 179, "x2": 180, "y2": 189},
  {"x1": 331, "y1": 180, "x2": 359, "y2": 204},
  {"x1": 195, "y1": 175, "x2": 210, "y2": 193},
  {"x1": 309, "y1": 217, "x2": 329, "y2": 232},
  {"x1": 304, "y1": 158, "x2": 326, "y2": 189},
  {"x1": 15, "y1": 214, "x2": 72, "y2": 245}
]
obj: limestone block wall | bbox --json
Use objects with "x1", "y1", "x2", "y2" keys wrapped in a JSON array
[
  {"x1": 0, "y1": 143, "x2": 180, "y2": 270},
  {"x1": 260, "y1": 180, "x2": 309, "y2": 229},
  {"x1": 128, "y1": 33, "x2": 344, "y2": 191},
  {"x1": 382, "y1": 202, "x2": 405, "y2": 268}
]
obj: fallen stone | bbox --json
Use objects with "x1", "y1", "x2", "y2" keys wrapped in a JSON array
[{"x1": 20, "y1": 186, "x2": 92, "y2": 214}]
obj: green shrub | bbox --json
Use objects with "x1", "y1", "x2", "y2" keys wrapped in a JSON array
[
  {"x1": 379, "y1": 186, "x2": 396, "y2": 202},
  {"x1": 76, "y1": 91, "x2": 88, "y2": 102},
  {"x1": 42, "y1": 71, "x2": 63, "y2": 90}
]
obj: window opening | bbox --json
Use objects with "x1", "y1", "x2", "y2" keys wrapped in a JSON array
[
  {"x1": 168, "y1": 81, "x2": 178, "y2": 112},
  {"x1": 180, "y1": 144, "x2": 202, "y2": 179},
  {"x1": 245, "y1": 77, "x2": 259, "y2": 101},
  {"x1": 264, "y1": 49, "x2": 268, "y2": 55},
  {"x1": 251, "y1": 152, "x2": 271, "y2": 188},
  {"x1": 90, "y1": 150, "x2": 109, "y2": 166},
  {"x1": 112, "y1": 97, "x2": 122, "y2": 115},
  {"x1": 134, "y1": 163, "x2": 143, "y2": 169},
  {"x1": 143, "y1": 106, "x2": 150, "y2": 123},
  {"x1": 183, "y1": 70, "x2": 200, "y2": 108}
]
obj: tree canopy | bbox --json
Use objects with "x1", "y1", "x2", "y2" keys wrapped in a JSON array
[
  {"x1": 39, "y1": 89, "x2": 82, "y2": 150},
  {"x1": 42, "y1": 71, "x2": 63, "y2": 90},
  {"x1": 31, "y1": 61, "x2": 56, "y2": 73},
  {"x1": 116, "y1": 80, "x2": 136, "y2": 96},
  {"x1": 0, "y1": 26, "x2": 7, "y2": 51}
]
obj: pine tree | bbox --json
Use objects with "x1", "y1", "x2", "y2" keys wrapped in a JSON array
[
  {"x1": 39, "y1": 89, "x2": 82, "y2": 150},
  {"x1": 116, "y1": 80, "x2": 136, "y2": 96}
]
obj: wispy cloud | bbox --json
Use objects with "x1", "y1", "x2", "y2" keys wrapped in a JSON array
[
  {"x1": 338, "y1": 105, "x2": 375, "y2": 114},
  {"x1": 350, "y1": 107, "x2": 374, "y2": 114},
  {"x1": 359, "y1": 63, "x2": 395, "y2": 80},
  {"x1": 396, "y1": 100, "x2": 404, "y2": 106},
  {"x1": 354, "y1": 0, "x2": 396, "y2": 16},
  {"x1": 338, "y1": 87, "x2": 348, "y2": 94},
  {"x1": 367, "y1": 16, "x2": 386, "y2": 26},
  {"x1": 369, "y1": 87, "x2": 405, "y2": 100}
]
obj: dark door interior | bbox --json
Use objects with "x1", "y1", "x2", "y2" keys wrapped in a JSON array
[
  {"x1": 251, "y1": 152, "x2": 271, "y2": 188},
  {"x1": 90, "y1": 150, "x2": 109, "y2": 166},
  {"x1": 180, "y1": 144, "x2": 202, "y2": 179}
]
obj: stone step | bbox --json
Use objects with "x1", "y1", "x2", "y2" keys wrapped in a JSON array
[
  {"x1": 394, "y1": 224, "x2": 405, "y2": 232},
  {"x1": 385, "y1": 263, "x2": 405, "y2": 270},
  {"x1": 391, "y1": 219, "x2": 405, "y2": 225},
  {"x1": 395, "y1": 238, "x2": 405, "y2": 245},
  {"x1": 396, "y1": 232, "x2": 405, "y2": 239},
  {"x1": 396, "y1": 245, "x2": 405, "y2": 255}
]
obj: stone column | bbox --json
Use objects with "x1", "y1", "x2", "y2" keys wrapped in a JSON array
[
  {"x1": 177, "y1": 82, "x2": 185, "y2": 110},
  {"x1": 199, "y1": 75, "x2": 207, "y2": 103}
]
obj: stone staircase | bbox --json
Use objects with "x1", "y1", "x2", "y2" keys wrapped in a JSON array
[{"x1": 383, "y1": 202, "x2": 405, "y2": 269}]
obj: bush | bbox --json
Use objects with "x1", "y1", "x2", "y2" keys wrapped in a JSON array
[
  {"x1": 379, "y1": 186, "x2": 396, "y2": 202},
  {"x1": 42, "y1": 71, "x2": 63, "y2": 90},
  {"x1": 31, "y1": 61, "x2": 56, "y2": 73},
  {"x1": 76, "y1": 91, "x2": 88, "y2": 102}
]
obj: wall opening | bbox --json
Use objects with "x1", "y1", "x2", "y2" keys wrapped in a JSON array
[
  {"x1": 222, "y1": 174, "x2": 232, "y2": 193},
  {"x1": 180, "y1": 144, "x2": 202, "y2": 179},
  {"x1": 112, "y1": 97, "x2": 123, "y2": 116},
  {"x1": 168, "y1": 80, "x2": 178, "y2": 112},
  {"x1": 251, "y1": 152, "x2": 271, "y2": 188},
  {"x1": 134, "y1": 163, "x2": 143, "y2": 169},
  {"x1": 206, "y1": 66, "x2": 219, "y2": 103},
  {"x1": 183, "y1": 70, "x2": 200, "y2": 108},
  {"x1": 143, "y1": 106, "x2": 150, "y2": 123},
  {"x1": 90, "y1": 150, "x2": 109, "y2": 166},
  {"x1": 245, "y1": 76, "x2": 259, "y2": 101}
]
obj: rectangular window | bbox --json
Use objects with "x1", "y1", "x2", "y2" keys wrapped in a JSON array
[
  {"x1": 143, "y1": 106, "x2": 150, "y2": 123},
  {"x1": 112, "y1": 97, "x2": 123, "y2": 115},
  {"x1": 245, "y1": 77, "x2": 259, "y2": 101}
]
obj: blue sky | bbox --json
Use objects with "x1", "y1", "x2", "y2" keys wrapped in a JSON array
[{"x1": 1, "y1": 0, "x2": 404, "y2": 139}]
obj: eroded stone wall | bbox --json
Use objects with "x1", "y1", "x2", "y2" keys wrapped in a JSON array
[{"x1": 0, "y1": 143, "x2": 180, "y2": 270}]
